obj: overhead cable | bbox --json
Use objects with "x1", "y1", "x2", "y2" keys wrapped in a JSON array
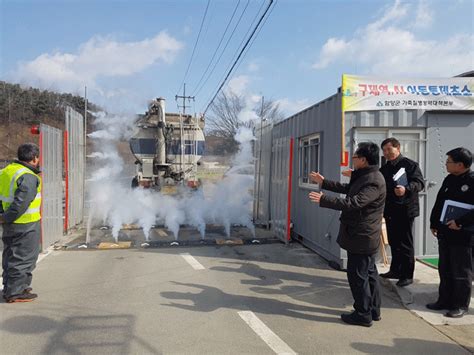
[
  {"x1": 200, "y1": 0, "x2": 264, "y2": 105},
  {"x1": 202, "y1": 0, "x2": 274, "y2": 115},
  {"x1": 193, "y1": 0, "x2": 250, "y2": 98},
  {"x1": 191, "y1": 0, "x2": 242, "y2": 96},
  {"x1": 177, "y1": 0, "x2": 211, "y2": 95},
  {"x1": 232, "y1": 0, "x2": 277, "y2": 74}
]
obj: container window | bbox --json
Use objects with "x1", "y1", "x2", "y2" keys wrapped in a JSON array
[{"x1": 299, "y1": 134, "x2": 320, "y2": 188}]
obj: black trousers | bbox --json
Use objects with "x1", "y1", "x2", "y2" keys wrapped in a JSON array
[
  {"x1": 347, "y1": 252, "x2": 381, "y2": 321},
  {"x1": 2, "y1": 222, "x2": 41, "y2": 298},
  {"x1": 437, "y1": 238, "x2": 472, "y2": 310},
  {"x1": 385, "y1": 212, "x2": 415, "y2": 279}
]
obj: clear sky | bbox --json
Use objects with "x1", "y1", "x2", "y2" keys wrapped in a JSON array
[{"x1": 1, "y1": 0, "x2": 473, "y2": 117}]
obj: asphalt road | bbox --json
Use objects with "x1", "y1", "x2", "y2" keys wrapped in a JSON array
[{"x1": 0, "y1": 243, "x2": 471, "y2": 354}]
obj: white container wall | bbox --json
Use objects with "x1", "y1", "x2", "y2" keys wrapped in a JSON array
[
  {"x1": 269, "y1": 136, "x2": 292, "y2": 243},
  {"x1": 253, "y1": 121, "x2": 273, "y2": 226},
  {"x1": 40, "y1": 124, "x2": 63, "y2": 249},
  {"x1": 65, "y1": 106, "x2": 85, "y2": 230}
]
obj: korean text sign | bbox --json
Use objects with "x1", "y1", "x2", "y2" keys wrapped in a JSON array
[{"x1": 342, "y1": 74, "x2": 474, "y2": 112}]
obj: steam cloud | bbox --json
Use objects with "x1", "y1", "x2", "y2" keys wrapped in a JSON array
[{"x1": 86, "y1": 112, "x2": 255, "y2": 243}]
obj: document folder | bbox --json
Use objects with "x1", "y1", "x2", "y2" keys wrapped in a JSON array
[
  {"x1": 393, "y1": 167, "x2": 408, "y2": 187},
  {"x1": 440, "y1": 199, "x2": 474, "y2": 232}
]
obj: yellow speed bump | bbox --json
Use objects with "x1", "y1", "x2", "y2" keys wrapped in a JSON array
[
  {"x1": 97, "y1": 242, "x2": 132, "y2": 249},
  {"x1": 121, "y1": 224, "x2": 140, "y2": 230},
  {"x1": 215, "y1": 238, "x2": 243, "y2": 245}
]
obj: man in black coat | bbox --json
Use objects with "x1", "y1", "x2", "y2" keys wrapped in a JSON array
[
  {"x1": 379, "y1": 138, "x2": 425, "y2": 287},
  {"x1": 309, "y1": 142, "x2": 386, "y2": 327},
  {"x1": 428, "y1": 147, "x2": 473, "y2": 318}
]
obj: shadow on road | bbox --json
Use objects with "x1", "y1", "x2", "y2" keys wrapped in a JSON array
[
  {"x1": 0, "y1": 314, "x2": 161, "y2": 354},
  {"x1": 352, "y1": 337, "x2": 471, "y2": 354},
  {"x1": 161, "y1": 281, "x2": 343, "y2": 324}
]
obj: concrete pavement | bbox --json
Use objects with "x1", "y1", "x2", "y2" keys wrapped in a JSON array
[
  {"x1": 378, "y1": 260, "x2": 474, "y2": 353},
  {"x1": 378, "y1": 261, "x2": 474, "y2": 326},
  {"x1": 0, "y1": 242, "x2": 471, "y2": 354}
]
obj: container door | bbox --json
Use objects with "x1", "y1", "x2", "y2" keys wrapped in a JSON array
[
  {"x1": 388, "y1": 130, "x2": 426, "y2": 256},
  {"x1": 353, "y1": 128, "x2": 427, "y2": 256},
  {"x1": 270, "y1": 136, "x2": 292, "y2": 243},
  {"x1": 425, "y1": 112, "x2": 474, "y2": 256},
  {"x1": 40, "y1": 124, "x2": 63, "y2": 250}
]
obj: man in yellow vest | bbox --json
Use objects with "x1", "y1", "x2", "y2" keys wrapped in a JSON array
[{"x1": 0, "y1": 143, "x2": 41, "y2": 303}]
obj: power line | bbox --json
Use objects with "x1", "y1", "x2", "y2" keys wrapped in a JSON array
[
  {"x1": 202, "y1": 0, "x2": 275, "y2": 115},
  {"x1": 193, "y1": 0, "x2": 250, "y2": 98},
  {"x1": 177, "y1": 0, "x2": 211, "y2": 95},
  {"x1": 191, "y1": 0, "x2": 242, "y2": 96},
  {"x1": 232, "y1": 0, "x2": 277, "y2": 75},
  {"x1": 222, "y1": 0, "x2": 266, "y2": 76},
  {"x1": 201, "y1": 0, "x2": 267, "y2": 111},
  {"x1": 199, "y1": 0, "x2": 264, "y2": 104}
]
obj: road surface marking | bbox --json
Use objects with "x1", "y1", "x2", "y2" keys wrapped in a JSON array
[
  {"x1": 37, "y1": 247, "x2": 53, "y2": 263},
  {"x1": 180, "y1": 253, "x2": 205, "y2": 270},
  {"x1": 238, "y1": 311, "x2": 297, "y2": 355}
]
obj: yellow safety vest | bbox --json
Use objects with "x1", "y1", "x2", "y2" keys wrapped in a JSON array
[{"x1": 0, "y1": 162, "x2": 42, "y2": 224}]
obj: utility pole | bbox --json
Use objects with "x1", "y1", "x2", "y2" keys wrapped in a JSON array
[
  {"x1": 83, "y1": 86, "x2": 87, "y2": 225},
  {"x1": 7, "y1": 87, "x2": 11, "y2": 149},
  {"x1": 175, "y1": 83, "x2": 194, "y2": 115},
  {"x1": 255, "y1": 96, "x2": 264, "y2": 223},
  {"x1": 175, "y1": 83, "x2": 195, "y2": 178}
]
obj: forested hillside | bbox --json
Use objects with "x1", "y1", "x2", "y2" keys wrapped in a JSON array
[{"x1": 0, "y1": 81, "x2": 101, "y2": 159}]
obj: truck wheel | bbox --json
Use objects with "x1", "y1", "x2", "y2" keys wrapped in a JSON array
[{"x1": 131, "y1": 177, "x2": 139, "y2": 188}]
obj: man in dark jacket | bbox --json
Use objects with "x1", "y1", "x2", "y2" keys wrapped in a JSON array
[
  {"x1": 0, "y1": 143, "x2": 41, "y2": 303},
  {"x1": 379, "y1": 138, "x2": 425, "y2": 287},
  {"x1": 309, "y1": 142, "x2": 386, "y2": 327},
  {"x1": 428, "y1": 147, "x2": 473, "y2": 318}
]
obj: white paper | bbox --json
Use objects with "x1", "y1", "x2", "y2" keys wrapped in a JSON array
[{"x1": 392, "y1": 167, "x2": 406, "y2": 182}]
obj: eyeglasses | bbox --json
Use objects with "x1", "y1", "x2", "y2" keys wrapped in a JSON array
[
  {"x1": 352, "y1": 156, "x2": 360, "y2": 159},
  {"x1": 445, "y1": 160, "x2": 457, "y2": 164}
]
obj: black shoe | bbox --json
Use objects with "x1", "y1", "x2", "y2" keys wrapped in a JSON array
[
  {"x1": 5, "y1": 293, "x2": 37, "y2": 303},
  {"x1": 340, "y1": 311, "x2": 373, "y2": 327},
  {"x1": 380, "y1": 271, "x2": 400, "y2": 279},
  {"x1": 23, "y1": 289, "x2": 37, "y2": 299},
  {"x1": 396, "y1": 278, "x2": 413, "y2": 287},
  {"x1": 426, "y1": 302, "x2": 449, "y2": 311},
  {"x1": 372, "y1": 313, "x2": 381, "y2": 321},
  {"x1": 445, "y1": 308, "x2": 468, "y2": 318}
]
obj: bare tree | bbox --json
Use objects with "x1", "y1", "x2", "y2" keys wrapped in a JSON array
[{"x1": 206, "y1": 91, "x2": 284, "y2": 154}]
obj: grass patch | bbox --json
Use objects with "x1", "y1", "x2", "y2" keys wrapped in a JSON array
[{"x1": 419, "y1": 257, "x2": 439, "y2": 268}]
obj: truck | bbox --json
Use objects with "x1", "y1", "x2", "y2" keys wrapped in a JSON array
[{"x1": 129, "y1": 97, "x2": 205, "y2": 190}]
